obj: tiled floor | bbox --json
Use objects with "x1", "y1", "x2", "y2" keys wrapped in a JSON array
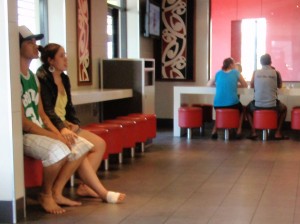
[{"x1": 21, "y1": 128, "x2": 300, "y2": 224}]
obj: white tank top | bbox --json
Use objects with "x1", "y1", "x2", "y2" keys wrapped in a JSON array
[{"x1": 254, "y1": 66, "x2": 277, "y2": 108}]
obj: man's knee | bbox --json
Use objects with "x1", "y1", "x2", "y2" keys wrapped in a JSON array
[{"x1": 278, "y1": 102, "x2": 287, "y2": 113}]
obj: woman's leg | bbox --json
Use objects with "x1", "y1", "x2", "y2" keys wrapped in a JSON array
[
  {"x1": 236, "y1": 108, "x2": 245, "y2": 135},
  {"x1": 78, "y1": 129, "x2": 106, "y2": 170},
  {"x1": 77, "y1": 157, "x2": 126, "y2": 203},
  {"x1": 76, "y1": 129, "x2": 106, "y2": 197}
]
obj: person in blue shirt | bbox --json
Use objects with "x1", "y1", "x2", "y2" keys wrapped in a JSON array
[{"x1": 207, "y1": 57, "x2": 248, "y2": 139}]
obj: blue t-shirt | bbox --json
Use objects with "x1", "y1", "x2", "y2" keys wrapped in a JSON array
[{"x1": 213, "y1": 69, "x2": 240, "y2": 107}]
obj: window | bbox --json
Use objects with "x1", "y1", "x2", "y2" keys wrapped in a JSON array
[
  {"x1": 211, "y1": 0, "x2": 300, "y2": 81},
  {"x1": 18, "y1": 0, "x2": 43, "y2": 72},
  {"x1": 107, "y1": 0, "x2": 126, "y2": 58},
  {"x1": 107, "y1": 0, "x2": 122, "y2": 7},
  {"x1": 241, "y1": 18, "x2": 266, "y2": 81},
  {"x1": 18, "y1": 0, "x2": 38, "y2": 32}
]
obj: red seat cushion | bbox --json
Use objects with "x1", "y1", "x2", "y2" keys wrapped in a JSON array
[
  {"x1": 253, "y1": 110, "x2": 277, "y2": 129},
  {"x1": 128, "y1": 113, "x2": 157, "y2": 139},
  {"x1": 215, "y1": 109, "x2": 239, "y2": 129},
  {"x1": 117, "y1": 116, "x2": 148, "y2": 142},
  {"x1": 179, "y1": 107, "x2": 203, "y2": 128},
  {"x1": 24, "y1": 155, "x2": 43, "y2": 188},
  {"x1": 86, "y1": 123, "x2": 123, "y2": 154},
  {"x1": 103, "y1": 119, "x2": 136, "y2": 148},
  {"x1": 292, "y1": 108, "x2": 300, "y2": 130}
]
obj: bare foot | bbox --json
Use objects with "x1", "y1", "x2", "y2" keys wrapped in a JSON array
[
  {"x1": 38, "y1": 193, "x2": 66, "y2": 214},
  {"x1": 76, "y1": 184, "x2": 99, "y2": 198},
  {"x1": 53, "y1": 194, "x2": 82, "y2": 207},
  {"x1": 117, "y1": 193, "x2": 126, "y2": 203}
]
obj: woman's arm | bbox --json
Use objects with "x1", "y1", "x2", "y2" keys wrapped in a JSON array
[
  {"x1": 207, "y1": 76, "x2": 216, "y2": 86},
  {"x1": 38, "y1": 99, "x2": 74, "y2": 147},
  {"x1": 238, "y1": 74, "x2": 248, "y2": 88},
  {"x1": 250, "y1": 71, "x2": 255, "y2": 88},
  {"x1": 38, "y1": 74, "x2": 66, "y2": 131},
  {"x1": 63, "y1": 75, "x2": 80, "y2": 125}
]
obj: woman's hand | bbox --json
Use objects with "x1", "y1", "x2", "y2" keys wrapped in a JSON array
[
  {"x1": 68, "y1": 123, "x2": 80, "y2": 133},
  {"x1": 60, "y1": 127, "x2": 78, "y2": 146}
]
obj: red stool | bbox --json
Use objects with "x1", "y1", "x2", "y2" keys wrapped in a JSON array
[
  {"x1": 128, "y1": 113, "x2": 157, "y2": 139},
  {"x1": 117, "y1": 116, "x2": 148, "y2": 152},
  {"x1": 253, "y1": 110, "x2": 277, "y2": 141},
  {"x1": 291, "y1": 108, "x2": 300, "y2": 130},
  {"x1": 192, "y1": 103, "x2": 213, "y2": 135},
  {"x1": 24, "y1": 155, "x2": 43, "y2": 187},
  {"x1": 81, "y1": 125, "x2": 110, "y2": 170},
  {"x1": 178, "y1": 107, "x2": 203, "y2": 139},
  {"x1": 87, "y1": 123, "x2": 124, "y2": 164},
  {"x1": 103, "y1": 119, "x2": 136, "y2": 157},
  {"x1": 215, "y1": 109, "x2": 239, "y2": 140}
]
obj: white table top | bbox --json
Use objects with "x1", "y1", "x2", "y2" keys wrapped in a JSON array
[
  {"x1": 174, "y1": 86, "x2": 300, "y2": 96},
  {"x1": 173, "y1": 86, "x2": 300, "y2": 136},
  {"x1": 71, "y1": 89, "x2": 133, "y2": 105}
]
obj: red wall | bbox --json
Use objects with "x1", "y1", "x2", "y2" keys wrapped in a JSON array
[{"x1": 211, "y1": 0, "x2": 300, "y2": 81}]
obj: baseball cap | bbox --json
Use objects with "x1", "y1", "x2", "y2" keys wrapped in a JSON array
[{"x1": 19, "y1": 25, "x2": 44, "y2": 46}]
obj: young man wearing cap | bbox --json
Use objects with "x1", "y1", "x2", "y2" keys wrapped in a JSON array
[
  {"x1": 19, "y1": 25, "x2": 93, "y2": 214},
  {"x1": 246, "y1": 53, "x2": 288, "y2": 140},
  {"x1": 19, "y1": 26, "x2": 126, "y2": 214}
]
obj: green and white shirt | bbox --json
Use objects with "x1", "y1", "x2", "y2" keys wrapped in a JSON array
[{"x1": 21, "y1": 70, "x2": 44, "y2": 128}]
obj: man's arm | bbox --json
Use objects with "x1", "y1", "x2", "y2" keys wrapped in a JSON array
[{"x1": 22, "y1": 101, "x2": 70, "y2": 148}]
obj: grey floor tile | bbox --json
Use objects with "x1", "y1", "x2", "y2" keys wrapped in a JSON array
[{"x1": 20, "y1": 128, "x2": 300, "y2": 224}]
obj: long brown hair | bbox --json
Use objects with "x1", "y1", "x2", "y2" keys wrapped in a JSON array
[
  {"x1": 222, "y1": 57, "x2": 234, "y2": 70},
  {"x1": 38, "y1": 43, "x2": 62, "y2": 68}
]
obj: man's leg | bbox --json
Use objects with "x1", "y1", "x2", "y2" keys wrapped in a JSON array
[
  {"x1": 24, "y1": 134, "x2": 70, "y2": 214},
  {"x1": 275, "y1": 102, "x2": 287, "y2": 138},
  {"x1": 52, "y1": 155, "x2": 85, "y2": 206},
  {"x1": 40, "y1": 158, "x2": 67, "y2": 214},
  {"x1": 246, "y1": 101, "x2": 257, "y2": 137}
]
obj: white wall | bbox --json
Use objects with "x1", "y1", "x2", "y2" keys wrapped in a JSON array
[
  {"x1": 48, "y1": 0, "x2": 66, "y2": 47},
  {"x1": 127, "y1": 0, "x2": 140, "y2": 58}
]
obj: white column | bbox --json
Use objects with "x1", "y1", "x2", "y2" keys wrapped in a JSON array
[{"x1": 0, "y1": 0, "x2": 26, "y2": 223}]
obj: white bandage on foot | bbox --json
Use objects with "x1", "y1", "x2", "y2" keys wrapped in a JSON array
[{"x1": 106, "y1": 191, "x2": 121, "y2": 204}]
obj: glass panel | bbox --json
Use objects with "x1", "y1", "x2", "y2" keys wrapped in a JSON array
[
  {"x1": 107, "y1": 14, "x2": 113, "y2": 58},
  {"x1": 211, "y1": 0, "x2": 300, "y2": 81}
]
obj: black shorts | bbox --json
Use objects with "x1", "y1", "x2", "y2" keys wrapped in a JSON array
[
  {"x1": 246, "y1": 100, "x2": 287, "y2": 114},
  {"x1": 214, "y1": 102, "x2": 244, "y2": 113}
]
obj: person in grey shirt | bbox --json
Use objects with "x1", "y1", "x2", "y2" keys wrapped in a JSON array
[{"x1": 246, "y1": 53, "x2": 288, "y2": 140}]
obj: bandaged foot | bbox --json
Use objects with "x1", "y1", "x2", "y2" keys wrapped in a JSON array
[{"x1": 106, "y1": 191, "x2": 126, "y2": 204}]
